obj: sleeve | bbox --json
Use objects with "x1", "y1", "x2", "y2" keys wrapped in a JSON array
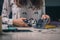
[
  {"x1": 11, "y1": 1, "x2": 21, "y2": 19},
  {"x1": 1, "y1": 0, "x2": 13, "y2": 25}
]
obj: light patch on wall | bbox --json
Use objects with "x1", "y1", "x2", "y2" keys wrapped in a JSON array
[{"x1": 45, "y1": 0, "x2": 60, "y2": 6}]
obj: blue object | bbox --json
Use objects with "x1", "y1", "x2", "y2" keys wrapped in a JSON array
[
  {"x1": 8, "y1": 27, "x2": 17, "y2": 30},
  {"x1": 36, "y1": 19, "x2": 49, "y2": 29},
  {"x1": 36, "y1": 19, "x2": 43, "y2": 28}
]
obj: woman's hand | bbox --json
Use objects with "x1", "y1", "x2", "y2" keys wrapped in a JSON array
[
  {"x1": 13, "y1": 18, "x2": 28, "y2": 27},
  {"x1": 41, "y1": 14, "x2": 50, "y2": 24},
  {"x1": 41, "y1": 14, "x2": 50, "y2": 20}
]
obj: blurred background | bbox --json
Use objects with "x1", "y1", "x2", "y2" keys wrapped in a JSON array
[{"x1": 46, "y1": 0, "x2": 60, "y2": 21}]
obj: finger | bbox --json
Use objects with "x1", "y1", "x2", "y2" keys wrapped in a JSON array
[
  {"x1": 20, "y1": 18, "x2": 27, "y2": 20},
  {"x1": 23, "y1": 24, "x2": 28, "y2": 27},
  {"x1": 20, "y1": 23, "x2": 28, "y2": 27}
]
